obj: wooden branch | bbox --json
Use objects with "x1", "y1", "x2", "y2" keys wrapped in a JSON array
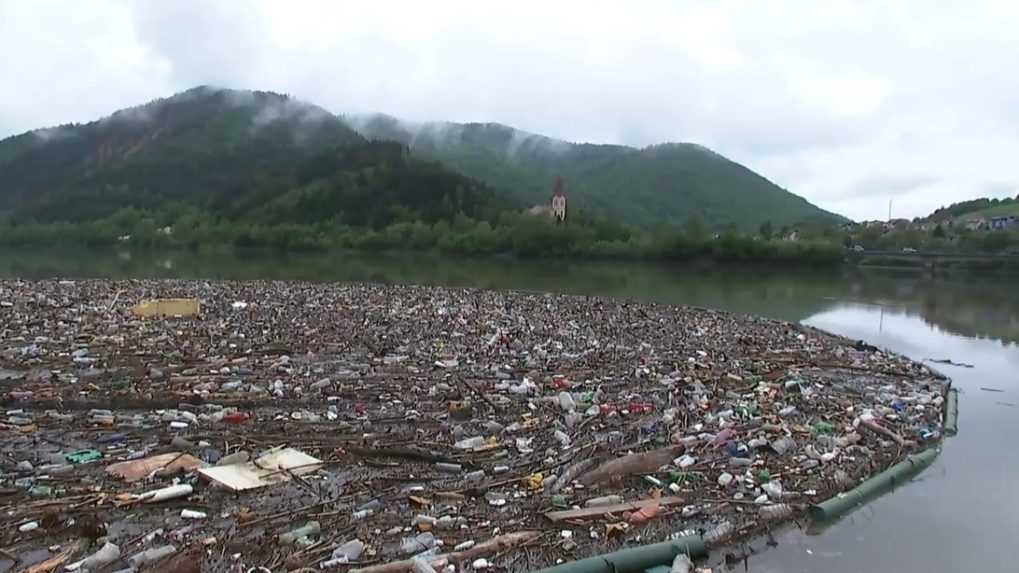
[
  {"x1": 349, "y1": 531, "x2": 540, "y2": 573},
  {"x1": 545, "y1": 496, "x2": 684, "y2": 522},
  {"x1": 860, "y1": 419, "x2": 915, "y2": 447},
  {"x1": 577, "y1": 445, "x2": 683, "y2": 485},
  {"x1": 345, "y1": 446, "x2": 455, "y2": 464}
]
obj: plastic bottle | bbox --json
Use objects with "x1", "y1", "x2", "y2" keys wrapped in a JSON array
[
  {"x1": 558, "y1": 392, "x2": 576, "y2": 412},
  {"x1": 670, "y1": 554, "x2": 693, "y2": 573},
  {"x1": 180, "y1": 509, "x2": 207, "y2": 519},
  {"x1": 703, "y1": 521, "x2": 733, "y2": 545},
  {"x1": 79, "y1": 542, "x2": 121, "y2": 570},
  {"x1": 436, "y1": 516, "x2": 464, "y2": 530},
  {"x1": 759, "y1": 503, "x2": 794, "y2": 521},
  {"x1": 401, "y1": 532, "x2": 437, "y2": 555},
  {"x1": 280, "y1": 521, "x2": 321, "y2": 545},
  {"x1": 554, "y1": 430, "x2": 571, "y2": 447},
  {"x1": 143, "y1": 484, "x2": 193, "y2": 503},
  {"x1": 40, "y1": 463, "x2": 74, "y2": 475},
  {"x1": 129, "y1": 545, "x2": 177, "y2": 567},
  {"x1": 325, "y1": 539, "x2": 364, "y2": 564},
  {"x1": 762, "y1": 481, "x2": 783, "y2": 500},
  {"x1": 585, "y1": 495, "x2": 622, "y2": 507},
  {"x1": 674, "y1": 454, "x2": 696, "y2": 469},
  {"x1": 454, "y1": 437, "x2": 485, "y2": 450},
  {"x1": 412, "y1": 515, "x2": 438, "y2": 527},
  {"x1": 18, "y1": 521, "x2": 39, "y2": 532},
  {"x1": 357, "y1": 499, "x2": 383, "y2": 512}
]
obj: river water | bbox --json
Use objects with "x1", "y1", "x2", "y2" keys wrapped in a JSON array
[{"x1": 2, "y1": 248, "x2": 1017, "y2": 571}]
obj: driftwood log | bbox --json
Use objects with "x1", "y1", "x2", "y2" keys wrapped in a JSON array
[{"x1": 577, "y1": 446, "x2": 684, "y2": 486}]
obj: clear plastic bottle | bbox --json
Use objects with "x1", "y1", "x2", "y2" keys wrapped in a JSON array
[
  {"x1": 703, "y1": 521, "x2": 733, "y2": 545},
  {"x1": 80, "y1": 542, "x2": 121, "y2": 570},
  {"x1": 670, "y1": 554, "x2": 693, "y2": 573},
  {"x1": 128, "y1": 544, "x2": 177, "y2": 567},
  {"x1": 328, "y1": 539, "x2": 364, "y2": 564},
  {"x1": 401, "y1": 532, "x2": 437, "y2": 555},
  {"x1": 454, "y1": 436, "x2": 485, "y2": 450},
  {"x1": 759, "y1": 503, "x2": 794, "y2": 521},
  {"x1": 279, "y1": 521, "x2": 321, "y2": 544}
]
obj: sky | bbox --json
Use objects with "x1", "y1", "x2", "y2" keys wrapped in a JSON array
[{"x1": 1, "y1": 0, "x2": 1017, "y2": 221}]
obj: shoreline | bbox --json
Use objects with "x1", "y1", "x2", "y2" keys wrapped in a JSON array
[{"x1": 0, "y1": 279, "x2": 949, "y2": 572}]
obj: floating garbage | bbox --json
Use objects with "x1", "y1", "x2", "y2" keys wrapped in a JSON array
[{"x1": 0, "y1": 279, "x2": 950, "y2": 571}]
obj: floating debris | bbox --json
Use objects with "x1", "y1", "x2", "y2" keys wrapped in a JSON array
[{"x1": 0, "y1": 279, "x2": 948, "y2": 571}]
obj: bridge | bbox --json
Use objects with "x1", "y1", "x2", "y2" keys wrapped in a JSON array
[{"x1": 847, "y1": 249, "x2": 1019, "y2": 270}]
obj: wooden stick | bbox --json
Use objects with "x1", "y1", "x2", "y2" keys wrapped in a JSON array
[
  {"x1": 346, "y1": 446, "x2": 455, "y2": 464},
  {"x1": 107, "y1": 290, "x2": 124, "y2": 312},
  {"x1": 577, "y1": 445, "x2": 683, "y2": 485},
  {"x1": 859, "y1": 419, "x2": 915, "y2": 447},
  {"x1": 349, "y1": 531, "x2": 540, "y2": 573},
  {"x1": 545, "y1": 496, "x2": 685, "y2": 522}
]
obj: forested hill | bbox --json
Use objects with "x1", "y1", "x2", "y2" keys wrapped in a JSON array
[
  {"x1": 347, "y1": 114, "x2": 846, "y2": 230},
  {"x1": 0, "y1": 86, "x2": 845, "y2": 233},
  {"x1": 0, "y1": 87, "x2": 504, "y2": 227}
]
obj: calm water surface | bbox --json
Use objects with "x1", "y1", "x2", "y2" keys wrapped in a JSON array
[{"x1": 2, "y1": 248, "x2": 1017, "y2": 571}]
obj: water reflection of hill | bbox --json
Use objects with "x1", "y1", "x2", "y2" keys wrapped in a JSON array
[
  {"x1": 843, "y1": 270, "x2": 1019, "y2": 346},
  {"x1": 0, "y1": 248, "x2": 1014, "y2": 345}
]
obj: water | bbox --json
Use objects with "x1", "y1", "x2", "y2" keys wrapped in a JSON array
[{"x1": 2, "y1": 247, "x2": 1017, "y2": 570}]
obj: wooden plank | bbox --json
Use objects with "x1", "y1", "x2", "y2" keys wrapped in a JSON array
[
  {"x1": 199, "y1": 447, "x2": 322, "y2": 491},
  {"x1": 544, "y1": 496, "x2": 685, "y2": 522}
]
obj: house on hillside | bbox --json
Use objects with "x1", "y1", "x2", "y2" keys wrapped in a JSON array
[{"x1": 990, "y1": 215, "x2": 1018, "y2": 230}]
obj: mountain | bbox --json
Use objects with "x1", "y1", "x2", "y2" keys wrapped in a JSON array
[
  {"x1": 0, "y1": 87, "x2": 844, "y2": 233},
  {"x1": 0, "y1": 87, "x2": 503, "y2": 227},
  {"x1": 347, "y1": 114, "x2": 845, "y2": 230}
]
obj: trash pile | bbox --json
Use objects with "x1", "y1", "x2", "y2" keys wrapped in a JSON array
[{"x1": 0, "y1": 279, "x2": 949, "y2": 572}]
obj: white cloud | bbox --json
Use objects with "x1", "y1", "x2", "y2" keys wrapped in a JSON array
[{"x1": 2, "y1": 0, "x2": 1018, "y2": 220}]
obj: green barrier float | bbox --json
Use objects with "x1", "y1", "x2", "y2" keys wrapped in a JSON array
[
  {"x1": 532, "y1": 535, "x2": 706, "y2": 573},
  {"x1": 944, "y1": 387, "x2": 959, "y2": 437},
  {"x1": 809, "y1": 447, "x2": 940, "y2": 523}
]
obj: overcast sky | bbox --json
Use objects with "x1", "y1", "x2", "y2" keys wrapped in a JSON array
[{"x1": 2, "y1": 0, "x2": 1017, "y2": 221}]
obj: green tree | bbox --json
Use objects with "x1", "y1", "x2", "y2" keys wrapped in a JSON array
[
  {"x1": 759, "y1": 220, "x2": 774, "y2": 240},
  {"x1": 683, "y1": 215, "x2": 708, "y2": 242}
]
